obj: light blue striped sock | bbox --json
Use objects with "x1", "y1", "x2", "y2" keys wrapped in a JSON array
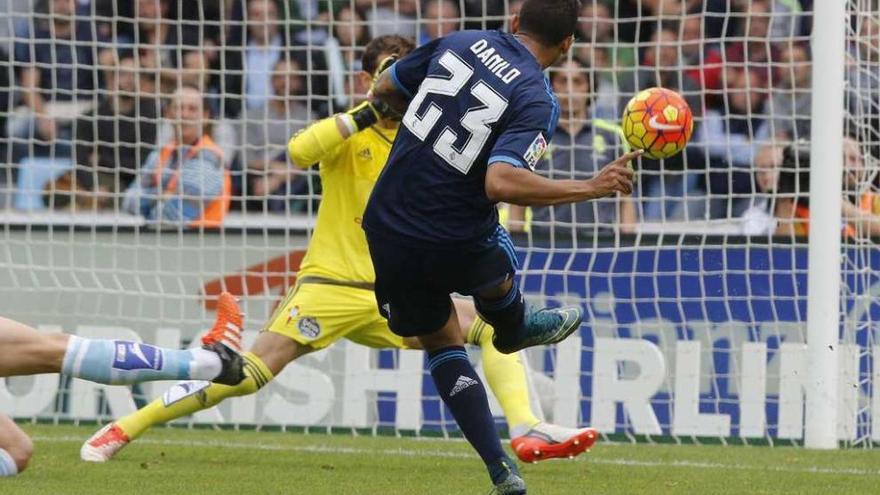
[
  {"x1": 0, "y1": 448, "x2": 18, "y2": 477},
  {"x1": 61, "y1": 336, "x2": 222, "y2": 385}
]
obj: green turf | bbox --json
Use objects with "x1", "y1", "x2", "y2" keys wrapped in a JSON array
[{"x1": 5, "y1": 424, "x2": 880, "y2": 494}]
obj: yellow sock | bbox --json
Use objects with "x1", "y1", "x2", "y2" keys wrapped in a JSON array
[
  {"x1": 117, "y1": 352, "x2": 274, "y2": 439},
  {"x1": 466, "y1": 318, "x2": 540, "y2": 435}
]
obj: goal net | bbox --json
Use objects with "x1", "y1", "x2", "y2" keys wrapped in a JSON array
[{"x1": 0, "y1": 0, "x2": 872, "y2": 446}]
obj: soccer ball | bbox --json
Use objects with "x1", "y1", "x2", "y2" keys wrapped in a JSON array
[{"x1": 621, "y1": 87, "x2": 694, "y2": 160}]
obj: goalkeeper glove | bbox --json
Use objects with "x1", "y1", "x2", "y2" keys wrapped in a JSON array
[
  {"x1": 344, "y1": 100, "x2": 383, "y2": 132},
  {"x1": 343, "y1": 96, "x2": 402, "y2": 131},
  {"x1": 372, "y1": 55, "x2": 398, "y2": 86}
]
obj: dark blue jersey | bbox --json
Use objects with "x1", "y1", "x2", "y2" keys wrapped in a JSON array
[{"x1": 363, "y1": 30, "x2": 559, "y2": 246}]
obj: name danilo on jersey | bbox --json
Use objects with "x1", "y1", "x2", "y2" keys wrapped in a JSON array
[{"x1": 469, "y1": 39, "x2": 522, "y2": 84}]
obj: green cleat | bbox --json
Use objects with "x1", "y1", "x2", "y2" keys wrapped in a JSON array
[
  {"x1": 490, "y1": 473, "x2": 527, "y2": 495},
  {"x1": 493, "y1": 306, "x2": 583, "y2": 354},
  {"x1": 488, "y1": 459, "x2": 527, "y2": 495}
]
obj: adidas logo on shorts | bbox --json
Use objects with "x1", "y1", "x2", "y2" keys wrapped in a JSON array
[{"x1": 449, "y1": 375, "x2": 478, "y2": 397}]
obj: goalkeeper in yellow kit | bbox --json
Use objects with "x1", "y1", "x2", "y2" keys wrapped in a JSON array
[{"x1": 81, "y1": 35, "x2": 596, "y2": 465}]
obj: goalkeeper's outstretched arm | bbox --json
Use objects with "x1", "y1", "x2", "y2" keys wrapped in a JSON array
[{"x1": 287, "y1": 101, "x2": 387, "y2": 168}]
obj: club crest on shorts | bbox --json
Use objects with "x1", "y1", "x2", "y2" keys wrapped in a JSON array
[{"x1": 298, "y1": 316, "x2": 321, "y2": 339}]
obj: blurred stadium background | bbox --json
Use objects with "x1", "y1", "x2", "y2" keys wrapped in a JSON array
[{"x1": 4, "y1": 1, "x2": 880, "y2": 487}]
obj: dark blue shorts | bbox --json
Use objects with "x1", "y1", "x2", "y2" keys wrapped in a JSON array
[{"x1": 365, "y1": 226, "x2": 518, "y2": 337}]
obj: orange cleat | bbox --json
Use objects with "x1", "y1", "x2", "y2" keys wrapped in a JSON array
[
  {"x1": 202, "y1": 291, "x2": 244, "y2": 351},
  {"x1": 81, "y1": 423, "x2": 130, "y2": 463},
  {"x1": 510, "y1": 423, "x2": 598, "y2": 463},
  {"x1": 201, "y1": 291, "x2": 245, "y2": 385}
]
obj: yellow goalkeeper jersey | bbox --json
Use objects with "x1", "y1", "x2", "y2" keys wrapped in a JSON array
[{"x1": 297, "y1": 125, "x2": 397, "y2": 284}]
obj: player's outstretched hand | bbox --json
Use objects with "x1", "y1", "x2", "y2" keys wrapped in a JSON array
[{"x1": 589, "y1": 150, "x2": 641, "y2": 197}]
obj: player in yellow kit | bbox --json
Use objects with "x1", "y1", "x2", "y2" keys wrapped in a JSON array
[{"x1": 82, "y1": 35, "x2": 596, "y2": 464}]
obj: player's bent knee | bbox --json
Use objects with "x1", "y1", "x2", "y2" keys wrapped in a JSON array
[
  {"x1": 476, "y1": 279, "x2": 514, "y2": 301},
  {"x1": 8, "y1": 436, "x2": 33, "y2": 473},
  {"x1": 3, "y1": 333, "x2": 70, "y2": 375}
]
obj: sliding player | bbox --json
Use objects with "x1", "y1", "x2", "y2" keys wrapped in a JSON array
[
  {"x1": 81, "y1": 35, "x2": 596, "y2": 471},
  {"x1": 363, "y1": 1, "x2": 639, "y2": 492},
  {"x1": 0, "y1": 298, "x2": 244, "y2": 476}
]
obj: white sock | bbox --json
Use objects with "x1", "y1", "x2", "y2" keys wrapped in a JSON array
[
  {"x1": 188, "y1": 348, "x2": 223, "y2": 381},
  {"x1": 509, "y1": 423, "x2": 532, "y2": 439},
  {"x1": 0, "y1": 448, "x2": 18, "y2": 477}
]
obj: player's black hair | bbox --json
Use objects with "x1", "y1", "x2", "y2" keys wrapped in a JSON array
[
  {"x1": 362, "y1": 35, "x2": 416, "y2": 75},
  {"x1": 518, "y1": 0, "x2": 580, "y2": 46}
]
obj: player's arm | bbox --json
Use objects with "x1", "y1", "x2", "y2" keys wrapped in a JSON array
[
  {"x1": 287, "y1": 103, "x2": 385, "y2": 169},
  {"x1": 485, "y1": 154, "x2": 639, "y2": 206},
  {"x1": 289, "y1": 53, "x2": 407, "y2": 169},
  {"x1": 486, "y1": 97, "x2": 640, "y2": 206}
]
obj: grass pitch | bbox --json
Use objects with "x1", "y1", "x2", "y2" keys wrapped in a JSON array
[{"x1": 5, "y1": 424, "x2": 880, "y2": 494}]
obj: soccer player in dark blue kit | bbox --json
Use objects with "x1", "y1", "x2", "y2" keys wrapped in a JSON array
[{"x1": 364, "y1": 0, "x2": 640, "y2": 492}]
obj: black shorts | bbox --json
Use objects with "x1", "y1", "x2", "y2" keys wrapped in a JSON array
[{"x1": 366, "y1": 227, "x2": 518, "y2": 337}]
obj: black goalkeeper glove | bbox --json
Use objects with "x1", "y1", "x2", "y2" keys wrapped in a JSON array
[{"x1": 345, "y1": 100, "x2": 383, "y2": 132}]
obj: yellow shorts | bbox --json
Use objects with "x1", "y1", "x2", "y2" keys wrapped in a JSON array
[{"x1": 263, "y1": 281, "x2": 407, "y2": 350}]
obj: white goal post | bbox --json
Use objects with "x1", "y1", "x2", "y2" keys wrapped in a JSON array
[{"x1": 805, "y1": 0, "x2": 845, "y2": 450}]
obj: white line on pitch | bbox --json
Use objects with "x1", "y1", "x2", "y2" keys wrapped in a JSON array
[{"x1": 32, "y1": 435, "x2": 880, "y2": 477}]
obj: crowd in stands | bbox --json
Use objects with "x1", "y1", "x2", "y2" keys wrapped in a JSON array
[{"x1": 0, "y1": 0, "x2": 875, "y2": 238}]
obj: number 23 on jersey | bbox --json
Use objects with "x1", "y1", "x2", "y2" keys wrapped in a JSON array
[{"x1": 402, "y1": 50, "x2": 509, "y2": 174}]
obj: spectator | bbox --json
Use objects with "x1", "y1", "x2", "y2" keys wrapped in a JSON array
[
  {"x1": 698, "y1": 67, "x2": 770, "y2": 218},
  {"x1": 848, "y1": 14, "x2": 880, "y2": 159},
  {"x1": 620, "y1": 25, "x2": 703, "y2": 221},
  {"x1": 123, "y1": 86, "x2": 231, "y2": 227},
  {"x1": 508, "y1": 57, "x2": 636, "y2": 237},
  {"x1": 766, "y1": 0, "x2": 806, "y2": 40},
  {"x1": 460, "y1": 0, "x2": 505, "y2": 31},
  {"x1": 223, "y1": 0, "x2": 289, "y2": 117},
  {"x1": 420, "y1": 0, "x2": 460, "y2": 45},
  {"x1": 48, "y1": 56, "x2": 159, "y2": 211},
  {"x1": 632, "y1": 0, "x2": 685, "y2": 45},
  {"x1": 110, "y1": 0, "x2": 203, "y2": 96},
  {"x1": 323, "y1": 5, "x2": 371, "y2": 112},
  {"x1": 620, "y1": 26, "x2": 702, "y2": 114},
  {"x1": 0, "y1": 0, "x2": 31, "y2": 55},
  {"x1": 762, "y1": 41, "x2": 811, "y2": 144},
  {"x1": 240, "y1": 57, "x2": 313, "y2": 212},
  {"x1": 11, "y1": 0, "x2": 109, "y2": 210},
  {"x1": 356, "y1": 0, "x2": 417, "y2": 38},
  {"x1": 680, "y1": 10, "x2": 723, "y2": 94},
  {"x1": 724, "y1": 1, "x2": 777, "y2": 88},
  {"x1": 744, "y1": 139, "x2": 880, "y2": 238},
  {"x1": 727, "y1": 0, "x2": 805, "y2": 40},
  {"x1": 576, "y1": 1, "x2": 636, "y2": 119}
]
